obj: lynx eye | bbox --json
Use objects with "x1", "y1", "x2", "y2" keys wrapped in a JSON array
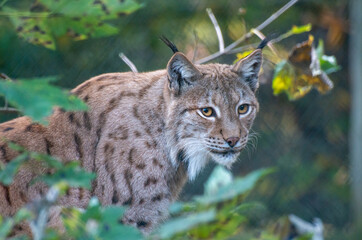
[
  {"x1": 238, "y1": 104, "x2": 250, "y2": 115},
  {"x1": 200, "y1": 107, "x2": 214, "y2": 117}
]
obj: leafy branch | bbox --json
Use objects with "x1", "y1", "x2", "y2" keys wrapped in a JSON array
[
  {"x1": 0, "y1": 75, "x2": 87, "y2": 123},
  {"x1": 0, "y1": 0, "x2": 143, "y2": 49}
]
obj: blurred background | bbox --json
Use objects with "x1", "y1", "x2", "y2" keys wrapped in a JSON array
[{"x1": 0, "y1": 0, "x2": 357, "y2": 239}]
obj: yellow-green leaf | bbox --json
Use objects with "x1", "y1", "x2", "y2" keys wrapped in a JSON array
[{"x1": 289, "y1": 23, "x2": 312, "y2": 35}]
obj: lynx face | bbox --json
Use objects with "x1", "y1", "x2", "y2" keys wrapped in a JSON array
[{"x1": 165, "y1": 50, "x2": 262, "y2": 180}]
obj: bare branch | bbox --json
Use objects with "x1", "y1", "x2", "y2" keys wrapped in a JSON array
[
  {"x1": 192, "y1": 30, "x2": 199, "y2": 63},
  {"x1": 226, "y1": 43, "x2": 259, "y2": 55},
  {"x1": 0, "y1": 73, "x2": 11, "y2": 81},
  {"x1": 196, "y1": 0, "x2": 299, "y2": 64},
  {"x1": 0, "y1": 107, "x2": 20, "y2": 113},
  {"x1": 119, "y1": 53, "x2": 138, "y2": 73},
  {"x1": 206, "y1": 8, "x2": 225, "y2": 53}
]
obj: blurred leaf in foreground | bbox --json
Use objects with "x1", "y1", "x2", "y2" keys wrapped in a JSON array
[
  {"x1": 0, "y1": 153, "x2": 28, "y2": 186},
  {"x1": 315, "y1": 39, "x2": 341, "y2": 74},
  {"x1": 195, "y1": 168, "x2": 274, "y2": 205},
  {"x1": 0, "y1": 209, "x2": 32, "y2": 239},
  {"x1": 37, "y1": 161, "x2": 95, "y2": 189},
  {"x1": 0, "y1": 76, "x2": 87, "y2": 124},
  {"x1": 204, "y1": 166, "x2": 233, "y2": 195},
  {"x1": 63, "y1": 198, "x2": 142, "y2": 240},
  {"x1": 156, "y1": 209, "x2": 216, "y2": 239}
]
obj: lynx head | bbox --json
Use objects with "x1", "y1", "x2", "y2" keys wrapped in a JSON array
[{"x1": 164, "y1": 49, "x2": 262, "y2": 180}]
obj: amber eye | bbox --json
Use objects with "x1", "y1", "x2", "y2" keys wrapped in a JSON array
[
  {"x1": 201, "y1": 107, "x2": 214, "y2": 117},
  {"x1": 238, "y1": 104, "x2": 249, "y2": 115}
]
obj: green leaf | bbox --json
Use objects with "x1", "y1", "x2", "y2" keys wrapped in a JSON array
[
  {"x1": 168, "y1": 201, "x2": 196, "y2": 215},
  {"x1": 0, "y1": 153, "x2": 28, "y2": 185},
  {"x1": 63, "y1": 201, "x2": 142, "y2": 240},
  {"x1": 99, "y1": 207, "x2": 142, "y2": 240},
  {"x1": 0, "y1": 77, "x2": 88, "y2": 124},
  {"x1": 232, "y1": 201, "x2": 266, "y2": 215},
  {"x1": 13, "y1": 208, "x2": 33, "y2": 223},
  {"x1": 30, "y1": 153, "x2": 63, "y2": 169},
  {"x1": 0, "y1": 217, "x2": 13, "y2": 239},
  {"x1": 316, "y1": 39, "x2": 341, "y2": 74},
  {"x1": 38, "y1": 0, "x2": 143, "y2": 18},
  {"x1": 157, "y1": 210, "x2": 216, "y2": 239},
  {"x1": 7, "y1": 142, "x2": 26, "y2": 153},
  {"x1": 3, "y1": 7, "x2": 56, "y2": 50},
  {"x1": 0, "y1": 209, "x2": 32, "y2": 239},
  {"x1": 3, "y1": 0, "x2": 143, "y2": 49},
  {"x1": 195, "y1": 168, "x2": 274, "y2": 205},
  {"x1": 204, "y1": 166, "x2": 233, "y2": 195},
  {"x1": 8, "y1": 236, "x2": 29, "y2": 240},
  {"x1": 38, "y1": 161, "x2": 95, "y2": 188}
]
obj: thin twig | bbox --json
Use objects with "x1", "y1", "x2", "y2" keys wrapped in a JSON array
[
  {"x1": 196, "y1": 0, "x2": 299, "y2": 64},
  {"x1": 119, "y1": 53, "x2": 138, "y2": 73},
  {"x1": 192, "y1": 30, "x2": 199, "y2": 63},
  {"x1": 0, "y1": 107, "x2": 20, "y2": 113},
  {"x1": 206, "y1": 8, "x2": 224, "y2": 53},
  {"x1": 226, "y1": 43, "x2": 259, "y2": 54},
  {"x1": 0, "y1": 73, "x2": 10, "y2": 81}
]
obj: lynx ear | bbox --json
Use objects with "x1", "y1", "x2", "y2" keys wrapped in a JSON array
[
  {"x1": 167, "y1": 53, "x2": 202, "y2": 95},
  {"x1": 232, "y1": 49, "x2": 262, "y2": 92}
]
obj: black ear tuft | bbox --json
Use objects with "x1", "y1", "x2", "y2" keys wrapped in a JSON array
[
  {"x1": 257, "y1": 33, "x2": 279, "y2": 50},
  {"x1": 160, "y1": 36, "x2": 179, "y2": 53},
  {"x1": 257, "y1": 38, "x2": 269, "y2": 50}
]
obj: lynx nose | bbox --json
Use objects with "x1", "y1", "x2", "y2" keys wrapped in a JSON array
[{"x1": 226, "y1": 137, "x2": 240, "y2": 148}]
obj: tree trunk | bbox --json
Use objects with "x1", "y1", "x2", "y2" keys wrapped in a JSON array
[{"x1": 349, "y1": 0, "x2": 362, "y2": 227}]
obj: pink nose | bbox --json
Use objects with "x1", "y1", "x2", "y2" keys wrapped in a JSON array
[{"x1": 226, "y1": 137, "x2": 240, "y2": 147}]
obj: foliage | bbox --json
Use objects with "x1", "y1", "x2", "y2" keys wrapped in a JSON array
[
  {"x1": 194, "y1": 168, "x2": 274, "y2": 205},
  {"x1": 0, "y1": 152, "x2": 28, "y2": 185},
  {"x1": 234, "y1": 24, "x2": 340, "y2": 101},
  {"x1": 0, "y1": 76, "x2": 87, "y2": 124},
  {"x1": 0, "y1": 209, "x2": 32, "y2": 239},
  {"x1": 0, "y1": 155, "x2": 307, "y2": 240},
  {"x1": 61, "y1": 199, "x2": 142, "y2": 240},
  {"x1": 1, "y1": 0, "x2": 143, "y2": 49},
  {"x1": 271, "y1": 35, "x2": 338, "y2": 100},
  {"x1": 0, "y1": 153, "x2": 278, "y2": 240},
  {"x1": 0, "y1": 143, "x2": 96, "y2": 189},
  {"x1": 153, "y1": 167, "x2": 274, "y2": 239},
  {"x1": 235, "y1": 24, "x2": 313, "y2": 64}
]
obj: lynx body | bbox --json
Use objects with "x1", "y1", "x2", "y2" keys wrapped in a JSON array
[{"x1": 0, "y1": 49, "x2": 262, "y2": 234}]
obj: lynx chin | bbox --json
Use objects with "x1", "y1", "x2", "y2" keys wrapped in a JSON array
[{"x1": 0, "y1": 41, "x2": 263, "y2": 236}]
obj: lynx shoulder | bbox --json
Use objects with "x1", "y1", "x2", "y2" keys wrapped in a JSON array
[{"x1": 0, "y1": 47, "x2": 263, "y2": 235}]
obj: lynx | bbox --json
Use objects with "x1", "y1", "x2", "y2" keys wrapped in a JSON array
[{"x1": 0, "y1": 42, "x2": 263, "y2": 235}]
